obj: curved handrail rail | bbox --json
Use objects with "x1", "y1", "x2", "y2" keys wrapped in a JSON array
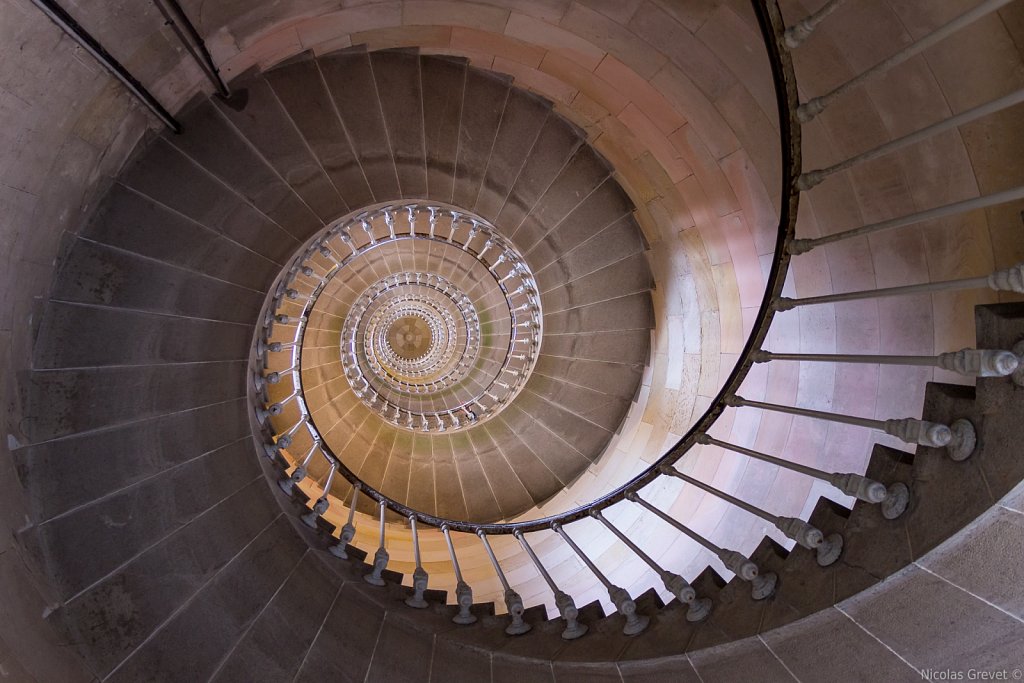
[{"x1": 252, "y1": 0, "x2": 801, "y2": 534}]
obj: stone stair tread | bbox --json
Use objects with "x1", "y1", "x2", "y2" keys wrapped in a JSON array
[
  {"x1": 105, "y1": 517, "x2": 307, "y2": 683},
  {"x1": 264, "y1": 57, "x2": 375, "y2": 209},
  {"x1": 213, "y1": 70, "x2": 348, "y2": 222},
  {"x1": 165, "y1": 99, "x2": 323, "y2": 241},
  {"x1": 317, "y1": 47, "x2": 401, "y2": 201},
  {"x1": 452, "y1": 68, "x2": 512, "y2": 211},
  {"x1": 370, "y1": 48, "x2": 428, "y2": 200},
  {"x1": 511, "y1": 145, "x2": 613, "y2": 250},
  {"x1": 504, "y1": 390, "x2": 614, "y2": 463},
  {"x1": 540, "y1": 252, "x2": 655, "y2": 315},
  {"x1": 533, "y1": 215, "x2": 648, "y2": 293},
  {"x1": 118, "y1": 138, "x2": 299, "y2": 264},
  {"x1": 495, "y1": 115, "x2": 585, "y2": 233},
  {"x1": 538, "y1": 328, "x2": 651, "y2": 367},
  {"x1": 482, "y1": 420, "x2": 564, "y2": 506},
  {"x1": 521, "y1": 179, "x2": 635, "y2": 272},
  {"x1": 421, "y1": 54, "x2": 467, "y2": 204},
  {"x1": 80, "y1": 184, "x2": 280, "y2": 291},
  {"x1": 533, "y1": 354, "x2": 646, "y2": 400},
  {"x1": 31, "y1": 300, "x2": 249, "y2": 370},
  {"x1": 474, "y1": 89, "x2": 553, "y2": 222},
  {"x1": 465, "y1": 426, "x2": 536, "y2": 518},
  {"x1": 543, "y1": 291, "x2": 655, "y2": 336},
  {"x1": 210, "y1": 550, "x2": 343, "y2": 682}
]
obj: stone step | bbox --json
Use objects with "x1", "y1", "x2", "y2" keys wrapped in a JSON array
[
  {"x1": 51, "y1": 233, "x2": 264, "y2": 324},
  {"x1": 105, "y1": 516, "x2": 307, "y2": 683},
  {"x1": 370, "y1": 48, "x2": 428, "y2": 200},
  {"x1": 465, "y1": 423, "x2": 536, "y2": 518},
  {"x1": 80, "y1": 183, "x2": 280, "y2": 292},
  {"x1": 118, "y1": 137, "x2": 299, "y2": 265},
  {"x1": 502, "y1": 390, "x2": 614, "y2": 466},
  {"x1": 522, "y1": 376, "x2": 633, "y2": 434},
  {"x1": 32, "y1": 301, "x2": 249, "y2": 369},
  {"x1": 452, "y1": 69, "x2": 512, "y2": 211},
  {"x1": 474, "y1": 89, "x2": 552, "y2": 222},
  {"x1": 166, "y1": 97, "x2": 324, "y2": 241},
  {"x1": 21, "y1": 436, "x2": 261, "y2": 599},
  {"x1": 510, "y1": 145, "x2": 612, "y2": 250},
  {"x1": 495, "y1": 115, "x2": 586, "y2": 233},
  {"x1": 49, "y1": 479, "x2": 280, "y2": 678},
  {"x1": 213, "y1": 67, "x2": 349, "y2": 222},
  {"x1": 263, "y1": 53, "x2": 375, "y2": 210},
  {"x1": 540, "y1": 252, "x2": 655, "y2": 315},
  {"x1": 209, "y1": 549, "x2": 343, "y2": 682},
  {"x1": 18, "y1": 360, "x2": 246, "y2": 444},
  {"x1": 421, "y1": 54, "x2": 468, "y2": 204},
  {"x1": 533, "y1": 214, "x2": 648, "y2": 294},
  {"x1": 481, "y1": 419, "x2": 563, "y2": 506},
  {"x1": 12, "y1": 397, "x2": 249, "y2": 524},
  {"x1": 317, "y1": 46, "x2": 401, "y2": 202}
]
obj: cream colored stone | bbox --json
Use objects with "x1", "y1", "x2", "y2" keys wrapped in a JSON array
[
  {"x1": 539, "y1": 53, "x2": 624, "y2": 120},
  {"x1": 352, "y1": 25, "x2": 452, "y2": 49},
  {"x1": 403, "y1": 0, "x2": 511, "y2": 32},
  {"x1": 492, "y1": 57, "x2": 578, "y2": 105},
  {"x1": 652, "y1": 63, "x2": 741, "y2": 161},
  {"x1": 295, "y1": 5, "x2": 403, "y2": 49},
  {"x1": 561, "y1": 2, "x2": 667, "y2": 79},
  {"x1": 594, "y1": 55, "x2": 686, "y2": 135},
  {"x1": 618, "y1": 104, "x2": 691, "y2": 183},
  {"x1": 450, "y1": 27, "x2": 546, "y2": 67},
  {"x1": 505, "y1": 12, "x2": 606, "y2": 70}
]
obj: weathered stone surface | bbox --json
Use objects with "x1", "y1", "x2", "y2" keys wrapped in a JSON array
[
  {"x1": 210, "y1": 551, "x2": 343, "y2": 682},
  {"x1": 28, "y1": 437, "x2": 260, "y2": 597},
  {"x1": 215, "y1": 71, "x2": 349, "y2": 222},
  {"x1": 18, "y1": 361, "x2": 246, "y2": 442},
  {"x1": 105, "y1": 516, "x2": 305, "y2": 683},
  {"x1": 372, "y1": 49, "x2": 429, "y2": 200},
  {"x1": 319, "y1": 46, "x2": 402, "y2": 202},
  {"x1": 55, "y1": 481, "x2": 280, "y2": 676},
  {"x1": 264, "y1": 55, "x2": 375, "y2": 210}
]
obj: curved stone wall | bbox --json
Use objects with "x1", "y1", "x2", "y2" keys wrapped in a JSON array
[{"x1": 1, "y1": 0, "x2": 1023, "y2": 679}]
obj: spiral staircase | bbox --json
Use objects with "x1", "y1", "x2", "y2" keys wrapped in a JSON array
[{"x1": 2, "y1": 0, "x2": 1024, "y2": 681}]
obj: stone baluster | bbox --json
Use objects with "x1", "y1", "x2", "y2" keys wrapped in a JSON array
[
  {"x1": 727, "y1": 395, "x2": 977, "y2": 461},
  {"x1": 660, "y1": 466, "x2": 842, "y2": 567},
  {"x1": 278, "y1": 441, "x2": 318, "y2": 495},
  {"x1": 476, "y1": 531, "x2": 531, "y2": 635},
  {"x1": 300, "y1": 460, "x2": 336, "y2": 528},
  {"x1": 442, "y1": 525, "x2": 477, "y2": 625},
  {"x1": 797, "y1": 0, "x2": 1014, "y2": 122},
  {"x1": 551, "y1": 523, "x2": 650, "y2": 635},
  {"x1": 590, "y1": 510, "x2": 711, "y2": 622},
  {"x1": 776, "y1": 263, "x2": 1024, "y2": 306},
  {"x1": 798, "y1": 91, "x2": 1024, "y2": 191},
  {"x1": 514, "y1": 530, "x2": 588, "y2": 640},
  {"x1": 783, "y1": 0, "x2": 846, "y2": 48},
  {"x1": 698, "y1": 434, "x2": 910, "y2": 519},
  {"x1": 262, "y1": 418, "x2": 307, "y2": 460},
  {"x1": 405, "y1": 515, "x2": 429, "y2": 608},
  {"x1": 364, "y1": 499, "x2": 389, "y2": 586},
  {"x1": 752, "y1": 349, "x2": 1020, "y2": 378},
  {"x1": 329, "y1": 484, "x2": 360, "y2": 559},
  {"x1": 628, "y1": 493, "x2": 777, "y2": 600}
]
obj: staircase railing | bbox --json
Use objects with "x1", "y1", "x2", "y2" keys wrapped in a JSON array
[{"x1": 250, "y1": 0, "x2": 1024, "y2": 639}]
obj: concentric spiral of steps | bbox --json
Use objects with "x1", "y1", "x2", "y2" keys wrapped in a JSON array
[{"x1": 8, "y1": 0, "x2": 1024, "y2": 679}]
